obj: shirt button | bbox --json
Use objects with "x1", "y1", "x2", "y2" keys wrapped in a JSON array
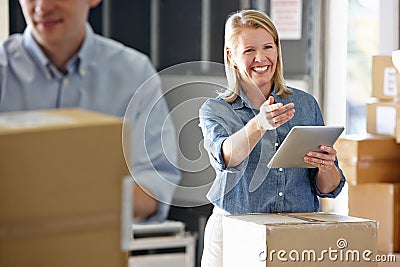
[
  {"x1": 278, "y1": 192, "x2": 283, "y2": 197},
  {"x1": 275, "y1": 142, "x2": 279, "y2": 147},
  {"x1": 278, "y1": 168, "x2": 283, "y2": 172},
  {"x1": 63, "y1": 78, "x2": 69, "y2": 86}
]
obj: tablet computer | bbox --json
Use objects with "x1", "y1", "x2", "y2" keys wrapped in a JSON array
[{"x1": 267, "y1": 126, "x2": 345, "y2": 168}]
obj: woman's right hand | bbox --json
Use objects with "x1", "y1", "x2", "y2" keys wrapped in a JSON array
[
  {"x1": 222, "y1": 96, "x2": 295, "y2": 167},
  {"x1": 255, "y1": 96, "x2": 295, "y2": 131}
]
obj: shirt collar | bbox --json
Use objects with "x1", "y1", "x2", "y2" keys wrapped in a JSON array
[
  {"x1": 22, "y1": 23, "x2": 95, "y2": 79},
  {"x1": 77, "y1": 23, "x2": 95, "y2": 77},
  {"x1": 23, "y1": 25, "x2": 52, "y2": 79}
]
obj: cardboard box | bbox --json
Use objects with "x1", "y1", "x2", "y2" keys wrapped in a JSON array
[
  {"x1": 223, "y1": 213, "x2": 378, "y2": 266},
  {"x1": 335, "y1": 134, "x2": 400, "y2": 161},
  {"x1": 377, "y1": 252, "x2": 399, "y2": 267},
  {"x1": 366, "y1": 100, "x2": 399, "y2": 137},
  {"x1": 349, "y1": 183, "x2": 400, "y2": 253},
  {"x1": 338, "y1": 160, "x2": 400, "y2": 185},
  {"x1": 397, "y1": 103, "x2": 400, "y2": 144},
  {"x1": 335, "y1": 134, "x2": 400, "y2": 185},
  {"x1": 0, "y1": 109, "x2": 129, "y2": 267},
  {"x1": 372, "y1": 55, "x2": 398, "y2": 99},
  {"x1": 391, "y1": 51, "x2": 400, "y2": 144}
]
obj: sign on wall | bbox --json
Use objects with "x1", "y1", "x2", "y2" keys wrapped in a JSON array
[{"x1": 270, "y1": 0, "x2": 303, "y2": 40}]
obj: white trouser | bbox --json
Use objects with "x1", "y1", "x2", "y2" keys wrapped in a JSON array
[{"x1": 201, "y1": 206, "x2": 230, "y2": 267}]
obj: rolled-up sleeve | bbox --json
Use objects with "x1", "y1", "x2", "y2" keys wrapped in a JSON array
[
  {"x1": 199, "y1": 98, "x2": 246, "y2": 173},
  {"x1": 200, "y1": 118, "x2": 228, "y2": 171}
]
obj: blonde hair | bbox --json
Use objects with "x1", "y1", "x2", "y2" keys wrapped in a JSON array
[{"x1": 221, "y1": 9, "x2": 291, "y2": 103}]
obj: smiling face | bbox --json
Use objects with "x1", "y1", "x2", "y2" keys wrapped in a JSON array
[
  {"x1": 228, "y1": 27, "x2": 278, "y2": 96},
  {"x1": 19, "y1": 0, "x2": 100, "y2": 50}
]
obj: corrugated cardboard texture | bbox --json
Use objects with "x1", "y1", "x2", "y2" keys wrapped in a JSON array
[
  {"x1": 0, "y1": 109, "x2": 129, "y2": 267},
  {"x1": 349, "y1": 183, "x2": 400, "y2": 252},
  {"x1": 223, "y1": 213, "x2": 378, "y2": 267}
]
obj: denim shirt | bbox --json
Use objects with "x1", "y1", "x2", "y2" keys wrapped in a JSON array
[{"x1": 199, "y1": 86, "x2": 345, "y2": 215}]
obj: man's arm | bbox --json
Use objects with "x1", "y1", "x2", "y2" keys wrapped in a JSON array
[
  {"x1": 133, "y1": 184, "x2": 157, "y2": 220},
  {"x1": 123, "y1": 57, "x2": 181, "y2": 222}
]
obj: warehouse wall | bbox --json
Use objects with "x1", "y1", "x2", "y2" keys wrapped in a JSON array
[{"x1": 0, "y1": 0, "x2": 8, "y2": 40}]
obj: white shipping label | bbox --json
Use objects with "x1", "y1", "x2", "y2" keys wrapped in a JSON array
[
  {"x1": 384, "y1": 67, "x2": 398, "y2": 96},
  {"x1": 0, "y1": 111, "x2": 74, "y2": 129},
  {"x1": 376, "y1": 106, "x2": 396, "y2": 135}
]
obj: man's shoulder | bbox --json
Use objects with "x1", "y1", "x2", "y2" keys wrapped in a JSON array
[
  {"x1": 89, "y1": 33, "x2": 157, "y2": 85},
  {"x1": 0, "y1": 34, "x2": 24, "y2": 65},
  {"x1": 92, "y1": 34, "x2": 150, "y2": 64}
]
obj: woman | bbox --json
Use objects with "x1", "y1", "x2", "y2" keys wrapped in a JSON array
[{"x1": 199, "y1": 9, "x2": 345, "y2": 266}]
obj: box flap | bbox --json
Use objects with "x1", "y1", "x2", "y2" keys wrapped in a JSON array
[
  {"x1": 0, "y1": 109, "x2": 122, "y2": 134},
  {"x1": 226, "y1": 212, "x2": 376, "y2": 227},
  {"x1": 290, "y1": 212, "x2": 373, "y2": 223},
  {"x1": 226, "y1": 213, "x2": 308, "y2": 225}
]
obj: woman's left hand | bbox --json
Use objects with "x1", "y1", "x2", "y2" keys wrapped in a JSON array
[{"x1": 303, "y1": 145, "x2": 337, "y2": 172}]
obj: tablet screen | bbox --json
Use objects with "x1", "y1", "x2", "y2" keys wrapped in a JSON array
[{"x1": 267, "y1": 126, "x2": 345, "y2": 168}]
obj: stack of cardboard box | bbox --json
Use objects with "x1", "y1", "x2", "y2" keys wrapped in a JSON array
[
  {"x1": 366, "y1": 55, "x2": 400, "y2": 142},
  {"x1": 335, "y1": 135, "x2": 400, "y2": 253},
  {"x1": 335, "y1": 53, "x2": 400, "y2": 256},
  {"x1": 0, "y1": 109, "x2": 129, "y2": 267}
]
